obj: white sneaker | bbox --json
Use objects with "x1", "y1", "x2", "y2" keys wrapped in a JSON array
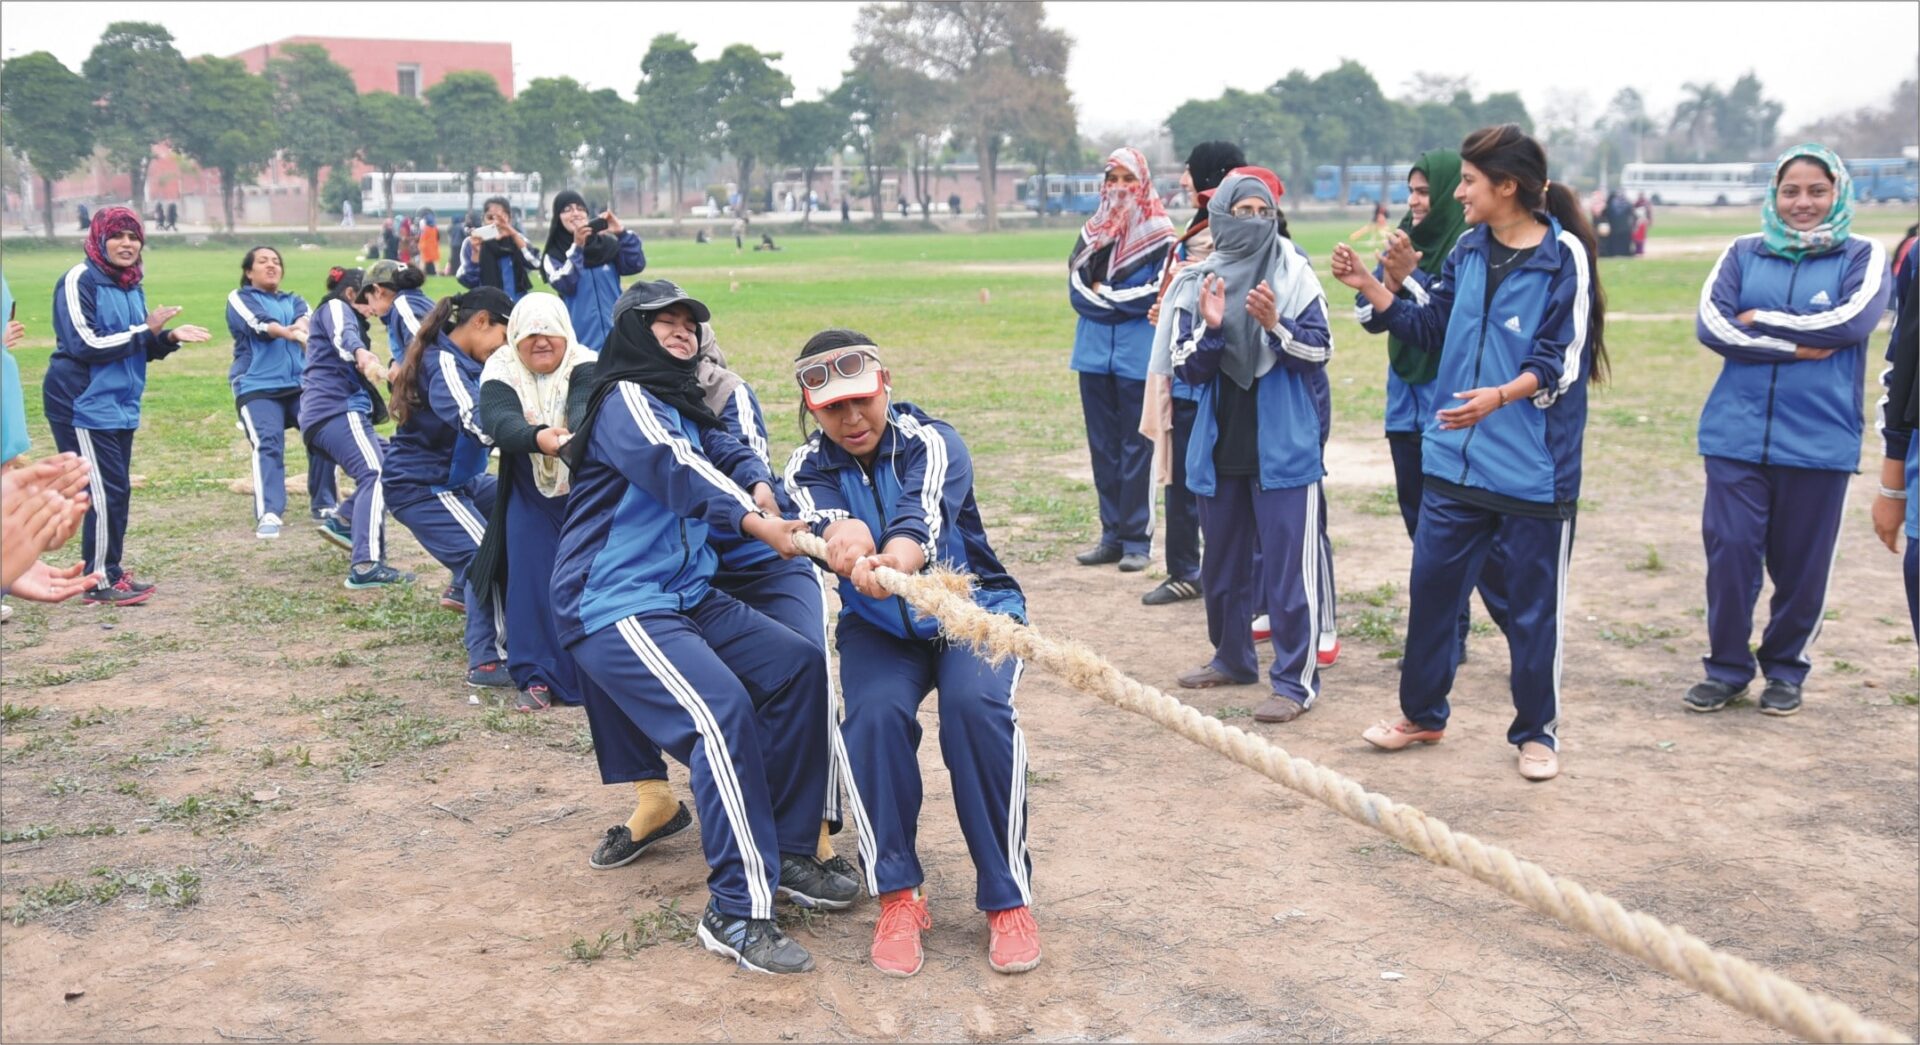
[
  {"x1": 1, "y1": 601, "x2": 12, "y2": 624},
  {"x1": 256, "y1": 513, "x2": 284, "y2": 539},
  {"x1": 1251, "y1": 614, "x2": 1271, "y2": 641}
]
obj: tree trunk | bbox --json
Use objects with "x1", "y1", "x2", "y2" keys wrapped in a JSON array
[
  {"x1": 40, "y1": 173, "x2": 55, "y2": 241},
  {"x1": 221, "y1": 168, "x2": 237, "y2": 232},
  {"x1": 866, "y1": 150, "x2": 882, "y2": 222},
  {"x1": 801, "y1": 165, "x2": 815, "y2": 226},
  {"x1": 670, "y1": 157, "x2": 685, "y2": 227},
  {"x1": 464, "y1": 170, "x2": 477, "y2": 221},
  {"x1": 606, "y1": 163, "x2": 618, "y2": 218},
  {"x1": 980, "y1": 135, "x2": 1000, "y2": 232},
  {"x1": 738, "y1": 156, "x2": 755, "y2": 214},
  {"x1": 383, "y1": 169, "x2": 396, "y2": 219},
  {"x1": 129, "y1": 156, "x2": 150, "y2": 221},
  {"x1": 307, "y1": 169, "x2": 321, "y2": 234}
]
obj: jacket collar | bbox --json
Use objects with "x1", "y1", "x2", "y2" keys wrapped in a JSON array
[
  {"x1": 432, "y1": 332, "x2": 482, "y2": 377},
  {"x1": 1456, "y1": 213, "x2": 1566, "y2": 273}
]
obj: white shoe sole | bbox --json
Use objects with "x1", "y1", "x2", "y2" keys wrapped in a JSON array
[
  {"x1": 989, "y1": 953, "x2": 1042, "y2": 974},
  {"x1": 777, "y1": 884, "x2": 856, "y2": 911}
]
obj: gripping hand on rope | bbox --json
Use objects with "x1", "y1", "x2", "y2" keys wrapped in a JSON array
[{"x1": 816, "y1": 518, "x2": 928, "y2": 600}]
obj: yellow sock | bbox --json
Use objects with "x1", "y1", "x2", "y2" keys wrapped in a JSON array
[
  {"x1": 626, "y1": 780, "x2": 677, "y2": 839},
  {"x1": 815, "y1": 821, "x2": 835, "y2": 862}
]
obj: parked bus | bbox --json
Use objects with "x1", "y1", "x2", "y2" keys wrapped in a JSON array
[
  {"x1": 1021, "y1": 172, "x2": 1103, "y2": 215},
  {"x1": 1850, "y1": 153, "x2": 1918, "y2": 203},
  {"x1": 1619, "y1": 162, "x2": 1772, "y2": 206},
  {"x1": 1310, "y1": 164, "x2": 1413, "y2": 204},
  {"x1": 358, "y1": 171, "x2": 543, "y2": 221}
]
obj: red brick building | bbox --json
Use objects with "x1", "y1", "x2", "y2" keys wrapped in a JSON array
[{"x1": 25, "y1": 37, "x2": 512, "y2": 228}]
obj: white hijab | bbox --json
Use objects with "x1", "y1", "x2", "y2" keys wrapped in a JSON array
[{"x1": 483, "y1": 294, "x2": 597, "y2": 497}]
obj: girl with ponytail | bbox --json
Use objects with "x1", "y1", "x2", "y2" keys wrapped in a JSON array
[
  {"x1": 357, "y1": 259, "x2": 434, "y2": 366},
  {"x1": 1331, "y1": 123, "x2": 1607, "y2": 782},
  {"x1": 381, "y1": 287, "x2": 519, "y2": 695}
]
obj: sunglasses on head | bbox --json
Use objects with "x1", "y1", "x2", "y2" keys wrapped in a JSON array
[{"x1": 795, "y1": 348, "x2": 880, "y2": 392}]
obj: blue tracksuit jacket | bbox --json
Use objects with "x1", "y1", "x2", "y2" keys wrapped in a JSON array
[
  {"x1": 1378, "y1": 217, "x2": 1598, "y2": 509},
  {"x1": 783, "y1": 402, "x2": 1026, "y2": 640},
  {"x1": 1695, "y1": 233, "x2": 1891, "y2": 472},
  {"x1": 43, "y1": 261, "x2": 177, "y2": 429},
  {"x1": 552, "y1": 381, "x2": 773, "y2": 646},
  {"x1": 1172, "y1": 255, "x2": 1333, "y2": 495},
  {"x1": 542, "y1": 232, "x2": 646, "y2": 350},
  {"x1": 298, "y1": 297, "x2": 373, "y2": 432},
  {"x1": 227, "y1": 287, "x2": 310, "y2": 399},
  {"x1": 1070, "y1": 244, "x2": 1167, "y2": 380},
  {"x1": 1357, "y1": 266, "x2": 1449, "y2": 435},
  {"x1": 382, "y1": 333, "x2": 494, "y2": 507},
  {"x1": 383, "y1": 288, "x2": 436, "y2": 365},
  {"x1": 710, "y1": 380, "x2": 795, "y2": 572}
]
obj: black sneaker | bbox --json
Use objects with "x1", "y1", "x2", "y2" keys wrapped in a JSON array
[
  {"x1": 1684, "y1": 679, "x2": 1747, "y2": 713},
  {"x1": 1758, "y1": 678, "x2": 1803, "y2": 717},
  {"x1": 346, "y1": 563, "x2": 414, "y2": 590},
  {"x1": 439, "y1": 582, "x2": 465, "y2": 611},
  {"x1": 697, "y1": 900, "x2": 815, "y2": 974},
  {"x1": 81, "y1": 577, "x2": 154, "y2": 607},
  {"x1": 1142, "y1": 578, "x2": 1201, "y2": 606},
  {"x1": 777, "y1": 854, "x2": 861, "y2": 910},
  {"x1": 467, "y1": 660, "x2": 513, "y2": 688},
  {"x1": 588, "y1": 803, "x2": 693, "y2": 870},
  {"x1": 1116, "y1": 553, "x2": 1151, "y2": 573},
  {"x1": 821, "y1": 853, "x2": 860, "y2": 881},
  {"x1": 1075, "y1": 544, "x2": 1122, "y2": 566}
]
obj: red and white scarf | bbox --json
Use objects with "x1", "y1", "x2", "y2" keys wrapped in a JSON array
[{"x1": 1072, "y1": 147, "x2": 1176, "y2": 279}]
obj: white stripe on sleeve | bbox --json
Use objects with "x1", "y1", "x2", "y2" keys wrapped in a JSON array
[{"x1": 62, "y1": 265, "x2": 139, "y2": 352}]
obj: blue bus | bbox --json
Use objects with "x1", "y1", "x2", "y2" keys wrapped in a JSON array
[
  {"x1": 1849, "y1": 155, "x2": 1918, "y2": 203},
  {"x1": 1022, "y1": 172, "x2": 1104, "y2": 215},
  {"x1": 1311, "y1": 164, "x2": 1414, "y2": 204}
]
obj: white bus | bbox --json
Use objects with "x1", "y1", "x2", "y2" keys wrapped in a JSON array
[
  {"x1": 1620, "y1": 162, "x2": 1771, "y2": 206},
  {"x1": 359, "y1": 171, "x2": 543, "y2": 220}
]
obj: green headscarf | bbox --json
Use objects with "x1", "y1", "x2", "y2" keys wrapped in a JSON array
[
  {"x1": 1762, "y1": 143, "x2": 1853, "y2": 261},
  {"x1": 1388, "y1": 149, "x2": 1466, "y2": 385}
]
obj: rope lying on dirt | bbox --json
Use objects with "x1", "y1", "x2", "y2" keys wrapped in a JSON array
[{"x1": 796, "y1": 533, "x2": 1910, "y2": 1044}]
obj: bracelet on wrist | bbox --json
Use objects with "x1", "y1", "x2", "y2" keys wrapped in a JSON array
[
  {"x1": 1881, "y1": 485, "x2": 1910, "y2": 501},
  {"x1": 1496, "y1": 387, "x2": 1509, "y2": 407}
]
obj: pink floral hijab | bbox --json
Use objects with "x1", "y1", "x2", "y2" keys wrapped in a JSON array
[{"x1": 1072, "y1": 147, "x2": 1176, "y2": 279}]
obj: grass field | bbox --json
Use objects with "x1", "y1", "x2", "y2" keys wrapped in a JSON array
[{"x1": 0, "y1": 209, "x2": 1914, "y2": 1042}]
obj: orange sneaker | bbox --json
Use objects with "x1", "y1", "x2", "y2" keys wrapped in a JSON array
[
  {"x1": 871, "y1": 888, "x2": 931, "y2": 977},
  {"x1": 986, "y1": 905, "x2": 1042, "y2": 973}
]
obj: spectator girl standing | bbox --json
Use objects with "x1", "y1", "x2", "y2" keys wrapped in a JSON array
[
  {"x1": 1155, "y1": 168, "x2": 1332, "y2": 724},
  {"x1": 458, "y1": 196, "x2": 541, "y2": 304},
  {"x1": 1069, "y1": 147, "x2": 1176, "y2": 574},
  {"x1": 1332, "y1": 124, "x2": 1609, "y2": 781},
  {"x1": 44, "y1": 207, "x2": 211, "y2": 605},
  {"x1": 226, "y1": 246, "x2": 339, "y2": 538},
  {"x1": 1686, "y1": 144, "x2": 1891, "y2": 715},
  {"x1": 539, "y1": 191, "x2": 646, "y2": 350}
]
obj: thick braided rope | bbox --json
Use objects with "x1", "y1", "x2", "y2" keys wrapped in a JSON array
[{"x1": 798, "y1": 534, "x2": 1910, "y2": 1044}]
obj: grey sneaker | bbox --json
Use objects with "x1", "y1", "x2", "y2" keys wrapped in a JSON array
[
  {"x1": 1758, "y1": 678, "x2": 1803, "y2": 717},
  {"x1": 255, "y1": 512, "x2": 283, "y2": 540},
  {"x1": 697, "y1": 900, "x2": 814, "y2": 974},
  {"x1": 777, "y1": 854, "x2": 861, "y2": 910}
]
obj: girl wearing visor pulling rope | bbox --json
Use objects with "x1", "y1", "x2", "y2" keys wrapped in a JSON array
[{"x1": 784, "y1": 331, "x2": 1040, "y2": 979}]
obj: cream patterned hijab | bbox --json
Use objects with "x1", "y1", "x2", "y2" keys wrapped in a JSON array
[{"x1": 484, "y1": 294, "x2": 597, "y2": 497}]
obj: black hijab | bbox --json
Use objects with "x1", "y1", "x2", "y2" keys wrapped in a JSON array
[
  {"x1": 477, "y1": 213, "x2": 534, "y2": 295},
  {"x1": 541, "y1": 190, "x2": 618, "y2": 273},
  {"x1": 567, "y1": 295, "x2": 723, "y2": 471},
  {"x1": 1181, "y1": 141, "x2": 1245, "y2": 236}
]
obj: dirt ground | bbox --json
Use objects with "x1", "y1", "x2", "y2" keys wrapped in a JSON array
[{"x1": 1, "y1": 430, "x2": 1915, "y2": 1043}]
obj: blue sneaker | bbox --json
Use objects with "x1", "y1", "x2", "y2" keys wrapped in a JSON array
[
  {"x1": 345, "y1": 563, "x2": 414, "y2": 590},
  {"x1": 318, "y1": 515, "x2": 353, "y2": 551}
]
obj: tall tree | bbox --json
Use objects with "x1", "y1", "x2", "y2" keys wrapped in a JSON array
[
  {"x1": 1010, "y1": 73, "x2": 1076, "y2": 216},
  {"x1": 587, "y1": 88, "x2": 645, "y2": 215},
  {"x1": 704, "y1": 44, "x2": 793, "y2": 212},
  {"x1": 81, "y1": 22, "x2": 188, "y2": 221},
  {"x1": 0, "y1": 52, "x2": 95, "y2": 238},
  {"x1": 1716, "y1": 72, "x2": 1784, "y2": 161},
  {"x1": 1671, "y1": 81, "x2": 1725, "y2": 162},
  {"x1": 512, "y1": 76, "x2": 595, "y2": 214},
  {"x1": 1475, "y1": 91, "x2": 1532, "y2": 132},
  {"x1": 855, "y1": 1, "x2": 1073, "y2": 231},
  {"x1": 266, "y1": 43, "x2": 358, "y2": 233},
  {"x1": 831, "y1": 61, "x2": 901, "y2": 221},
  {"x1": 173, "y1": 55, "x2": 276, "y2": 231},
  {"x1": 357, "y1": 90, "x2": 433, "y2": 218},
  {"x1": 777, "y1": 97, "x2": 846, "y2": 224},
  {"x1": 424, "y1": 70, "x2": 509, "y2": 217},
  {"x1": 1600, "y1": 87, "x2": 1653, "y2": 165},
  {"x1": 637, "y1": 33, "x2": 710, "y2": 225}
]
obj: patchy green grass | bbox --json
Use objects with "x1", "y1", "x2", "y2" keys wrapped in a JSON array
[{"x1": 4, "y1": 865, "x2": 200, "y2": 925}]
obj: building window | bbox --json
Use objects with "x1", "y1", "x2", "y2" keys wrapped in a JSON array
[{"x1": 397, "y1": 65, "x2": 420, "y2": 99}]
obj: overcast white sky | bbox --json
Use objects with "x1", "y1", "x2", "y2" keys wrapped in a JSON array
[{"x1": 3, "y1": 1, "x2": 1915, "y2": 135}]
